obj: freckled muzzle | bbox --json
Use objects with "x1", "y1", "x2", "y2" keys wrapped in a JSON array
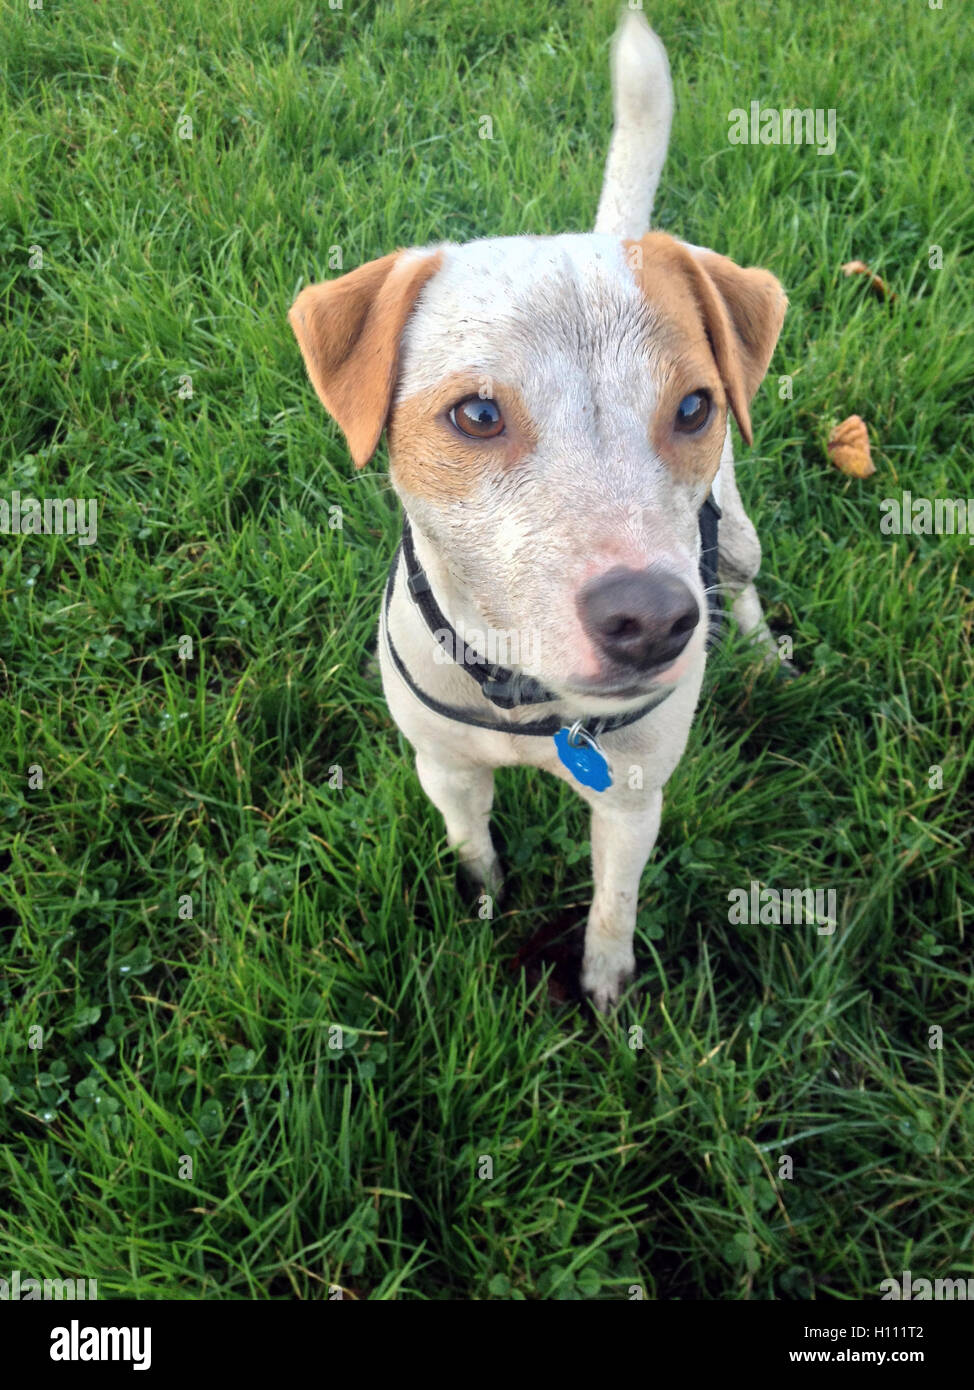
[{"x1": 576, "y1": 567, "x2": 700, "y2": 674}]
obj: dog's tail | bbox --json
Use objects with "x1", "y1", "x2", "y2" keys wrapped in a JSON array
[{"x1": 594, "y1": 11, "x2": 673, "y2": 239}]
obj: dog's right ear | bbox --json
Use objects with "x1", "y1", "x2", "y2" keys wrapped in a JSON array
[{"x1": 288, "y1": 250, "x2": 442, "y2": 468}]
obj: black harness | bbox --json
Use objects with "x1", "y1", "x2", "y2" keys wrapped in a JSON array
[{"x1": 381, "y1": 492, "x2": 722, "y2": 741}]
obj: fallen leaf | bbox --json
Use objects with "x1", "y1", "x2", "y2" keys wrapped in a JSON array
[
  {"x1": 827, "y1": 414, "x2": 875, "y2": 478},
  {"x1": 841, "y1": 259, "x2": 895, "y2": 301}
]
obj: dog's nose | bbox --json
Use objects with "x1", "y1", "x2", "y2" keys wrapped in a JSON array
[{"x1": 577, "y1": 568, "x2": 700, "y2": 671}]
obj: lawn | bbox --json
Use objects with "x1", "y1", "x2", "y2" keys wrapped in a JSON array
[{"x1": 0, "y1": 0, "x2": 971, "y2": 1301}]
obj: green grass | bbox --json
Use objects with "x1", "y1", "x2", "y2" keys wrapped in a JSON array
[{"x1": 1, "y1": 0, "x2": 972, "y2": 1301}]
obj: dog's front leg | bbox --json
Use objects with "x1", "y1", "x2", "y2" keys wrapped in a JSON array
[
  {"x1": 414, "y1": 752, "x2": 503, "y2": 898},
  {"x1": 582, "y1": 789, "x2": 662, "y2": 1011}
]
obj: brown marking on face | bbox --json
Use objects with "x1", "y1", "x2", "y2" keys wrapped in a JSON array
[
  {"x1": 623, "y1": 231, "x2": 787, "y2": 476},
  {"x1": 387, "y1": 372, "x2": 538, "y2": 504},
  {"x1": 650, "y1": 378, "x2": 728, "y2": 486},
  {"x1": 622, "y1": 234, "x2": 728, "y2": 484},
  {"x1": 288, "y1": 249, "x2": 444, "y2": 468}
]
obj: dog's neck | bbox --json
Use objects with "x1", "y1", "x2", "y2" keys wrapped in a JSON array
[
  {"x1": 400, "y1": 516, "x2": 490, "y2": 640},
  {"x1": 384, "y1": 508, "x2": 689, "y2": 729}
]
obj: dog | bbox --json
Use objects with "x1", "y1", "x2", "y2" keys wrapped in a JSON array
[{"x1": 289, "y1": 11, "x2": 787, "y2": 1010}]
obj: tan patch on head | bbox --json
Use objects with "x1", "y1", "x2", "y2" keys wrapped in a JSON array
[
  {"x1": 288, "y1": 249, "x2": 444, "y2": 468},
  {"x1": 387, "y1": 371, "x2": 538, "y2": 504},
  {"x1": 623, "y1": 231, "x2": 787, "y2": 475},
  {"x1": 623, "y1": 234, "x2": 728, "y2": 484}
]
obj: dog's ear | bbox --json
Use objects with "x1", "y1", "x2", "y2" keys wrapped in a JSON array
[
  {"x1": 288, "y1": 250, "x2": 442, "y2": 467},
  {"x1": 627, "y1": 233, "x2": 786, "y2": 446},
  {"x1": 684, "y1": 246, "x2": 787, "y2": 446}
]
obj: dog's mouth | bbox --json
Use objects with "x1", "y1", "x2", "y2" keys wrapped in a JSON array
[
  {"x1": 559, "y1": 657, "x2": 683, "y2": 703},
  {"x1": 562, "y1": 679, "x2": 659, "y2": 701},
  {"x1": 553, "y1": 673, "x2": 677, "y2": 711}
]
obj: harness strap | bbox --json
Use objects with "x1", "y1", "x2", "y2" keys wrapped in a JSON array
[
  {"x1": 382, "y1": 545, "x2": 671, "y2": 737},
  {"x1": 382, "y1": 491, "x2": 722, "y2": 739},
  {"x1": 698, "y1": 491, "x2": 723, "y2": 646}
]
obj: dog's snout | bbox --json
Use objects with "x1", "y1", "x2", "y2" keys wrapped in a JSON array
[{"x1": 577, "y1": 568, "x2": 700, "y2": 671}]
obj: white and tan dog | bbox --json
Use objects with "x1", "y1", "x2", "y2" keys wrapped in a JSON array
[{"x1": 289, "y1": 12, "x2": 787, "y2": 1009}]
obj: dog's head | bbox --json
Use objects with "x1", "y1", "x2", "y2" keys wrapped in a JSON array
[{"x1": 289, "y1": 231, "x2": 785, "y2": 707}]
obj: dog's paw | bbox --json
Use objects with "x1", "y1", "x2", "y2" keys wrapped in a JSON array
[
  {"x1": 456, "y1": 852, "x2": 504, "y2": 913},
  {"x1": 581, "y1": 945, "x2": 636, "y2": 1013},
  {"x1": 770, "y1": 654, "x2": 800, "y2": 682}
]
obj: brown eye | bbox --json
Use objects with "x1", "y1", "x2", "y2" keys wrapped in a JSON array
[
  {"x1": 449, "y1": 396, "x2": 505, "y2": 439},
  {"x1": 674, "y1": 390, "x2": 711, "y2": 434}
]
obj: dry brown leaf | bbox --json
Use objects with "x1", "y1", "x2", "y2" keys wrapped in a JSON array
[
  {"x1": 841, "y1": 259, "x2": 895, "y2": 301},
  {"x1": 827, "y1": 414, "x2": 875, "y2": 478}
]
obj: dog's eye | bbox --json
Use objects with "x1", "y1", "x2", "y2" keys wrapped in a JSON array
[
  {"x1": 674, "y1": 390, "x2": 711, "y2": 434},
  {"x1": 449, "y1": 396, "x2": 505, "y2": 439}
]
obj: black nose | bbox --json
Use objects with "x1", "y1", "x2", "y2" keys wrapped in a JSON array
[{"x1": 577, "y1": 568, "x2": 700, "y2": 672}]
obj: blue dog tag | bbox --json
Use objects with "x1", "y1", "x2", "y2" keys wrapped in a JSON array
[{"x1": 554, "y1": 725, "x2": 612, "y2": 791}]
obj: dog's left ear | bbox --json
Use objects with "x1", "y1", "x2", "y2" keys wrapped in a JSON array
[
  {"x1": 288, "y1": 249, "x2": 442, "y2": 467},
  {"x1": 685, "y1": 245, "x2": 787, "y2": 446}
]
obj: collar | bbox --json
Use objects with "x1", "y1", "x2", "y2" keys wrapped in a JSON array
[{"x1": 381, "y1": 490, "x2": 721, "y2": 740}]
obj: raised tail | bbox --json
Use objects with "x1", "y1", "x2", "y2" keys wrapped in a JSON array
[{"x1": 594, "y1": 11, "x2": 673, "y2": 239}]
